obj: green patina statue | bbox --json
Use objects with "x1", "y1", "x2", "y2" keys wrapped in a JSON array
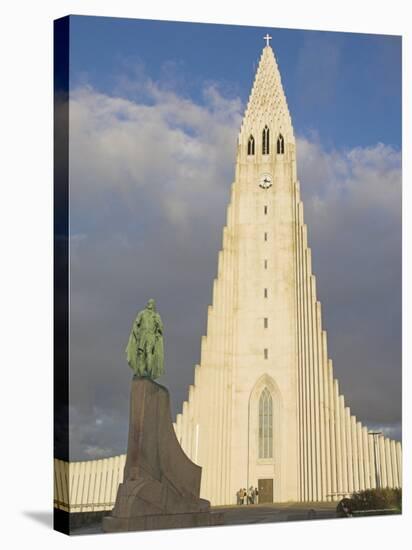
[{"x1": 125, "y1": 299, "x2": 164, "y2": 379}]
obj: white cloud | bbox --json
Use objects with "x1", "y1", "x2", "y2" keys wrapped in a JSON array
[
  {"x1": 297, "y1": 137, "x2": 401, "y2": 213},
  {"x1": 296, "y1": 136, "x2": 401, "y2": 290},
  {"x1": 69, "y1": 83, "x2": 242, "y2": 232}
]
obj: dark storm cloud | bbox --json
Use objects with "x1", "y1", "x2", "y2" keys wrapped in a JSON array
[{"x1": 67, "y1": 84, "x2": 401, "y2": 460}]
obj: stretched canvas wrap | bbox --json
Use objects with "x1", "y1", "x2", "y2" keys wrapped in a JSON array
[{"x1": 54, "y1": 15, "x2": 402, "y2": 536}]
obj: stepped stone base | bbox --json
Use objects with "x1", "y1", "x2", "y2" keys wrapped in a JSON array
[{"x1": 102, "y1": 378, "x2": 214, "y2": 533}]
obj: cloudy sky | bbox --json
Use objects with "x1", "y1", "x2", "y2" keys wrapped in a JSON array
[{"x1": 65, "y1": 16, "x2": 401, "y2": 460}]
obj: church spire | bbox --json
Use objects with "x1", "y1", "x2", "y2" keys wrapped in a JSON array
[{"x1": 239, "y1": 41, "x2": 294, "y2": 145}]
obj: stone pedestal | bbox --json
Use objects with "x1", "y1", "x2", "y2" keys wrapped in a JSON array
[{"x1": 103, "y1": 378, "x2": 218, "y2": 532}]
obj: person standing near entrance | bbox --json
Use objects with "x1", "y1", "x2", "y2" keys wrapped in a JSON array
[{"x1": 254, "y1": 487, "x2": 259, "y2": 504}]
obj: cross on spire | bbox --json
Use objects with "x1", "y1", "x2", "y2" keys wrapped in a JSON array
[{"x1": 263, "y1": 33, "x2": 272, "y2": 47}]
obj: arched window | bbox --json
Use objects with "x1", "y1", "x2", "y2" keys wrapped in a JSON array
[
  {"x1": 276, "y1": 134, "x2": 285, "y2": 154},
  {"x1": 247, "y1": 135, "x2": 255, "y2": 155},
  {"x1": 258, "y1": 387, "x2": 273, "y2": 458},
  {"x1": 262, "y1": 126, "x2": 270, "y2": 155}
]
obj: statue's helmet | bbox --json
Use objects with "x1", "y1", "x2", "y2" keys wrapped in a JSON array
[{"x1": 146, "y1": 298, "x2": 156, "y2": 310}]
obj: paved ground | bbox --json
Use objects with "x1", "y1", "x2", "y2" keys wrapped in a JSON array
[
  {"x1": 212, "y1": 501, "x2": 338, "y2": 525},
  {"x1": 71, "y1": 502, "x2": 339, "y2": 535}
]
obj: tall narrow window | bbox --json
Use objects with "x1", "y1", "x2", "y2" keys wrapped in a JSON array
[
  {"x1": 264, "y1": 232, "x2": 268, "y2": 241},
  {"x1": 259, "y1": 388, "x2": 273, "y2": 458},
  {"x1": 247, "y1": 135, "x2": 255, "y2": 156},
  {"x1": 264, "y1": 259, "x2": 268, "y2": 269},
  {"x1": 264, "y1": 317, "x2": 268, "y2": 328},
  {"x1": 264, "y1": 205, "x2": 268, "y2": 215},
  {"x1": 262, "y1": 125, "x2": 270, "y2": 155},
  {"x1": 264, "y1": 288, "x2": 268, "y2": 298},
  {"x1": 276, "y1": 133, "x2": 285, "y2": 154},
  {"x1": 264, "y1": 348, "x2": 268, "y2": 359}
]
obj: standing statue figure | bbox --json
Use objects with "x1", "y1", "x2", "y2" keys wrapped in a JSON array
[{"x1": 125, "y1": 299, "x2": 164, "y2": 380}]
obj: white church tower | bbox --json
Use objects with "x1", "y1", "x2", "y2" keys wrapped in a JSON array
[{"x1": 174, "y1": 38, "x2": 402, "y2": 505}]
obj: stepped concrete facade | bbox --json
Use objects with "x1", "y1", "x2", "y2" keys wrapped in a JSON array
[{"x1": 172, "y1": 43, "x2": 402, "y2": 505}]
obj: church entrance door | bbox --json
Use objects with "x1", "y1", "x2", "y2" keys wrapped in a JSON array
[{"x1": 258, "y1": 478, "x2": 273, "y2": 503}]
